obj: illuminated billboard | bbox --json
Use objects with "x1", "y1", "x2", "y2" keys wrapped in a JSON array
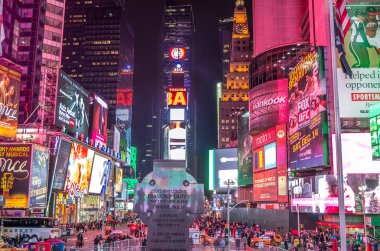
[
  {"x1": 332, "y1": 133, "x2": 380, "y2": 174},
  {"x1": 168, "y1": 122, "x2": 186, "y2": 160},
  {"x1": 56, "y1": 70, "x2": 90, "y2": 138},
  {"x1": 52, "y1": 138, "x2": 72, "y2": 190},
  {"x1": 170, "y1": 108, "x2": 185, "y2": 121},
  {"x1": 252, "y1": 125, "x2": 288, "y2": 203},
  {"x1": 237, "y1": 112, "x2": 252, "y2": 186},
  {"x1": 288, "y1": 51, "x2": 328, "y2": 170},
  {"x1": 370, "y1": 103, "x2": 380, "y2": 160},
  {"x1": 337, "y1": 3, "x2": 380, "y2": 131},
  {"x1": 88, "y1": 154, "x2": 111, "y2": 194},
  {"x1": 167, "y1": 88, "x2": 187, "y2": 107},
  {"x1": 215, "y1": 148, "x2": 238, "y2": 189},
  {"x1": 116, "y1": 88, "x2": 133, "y2": 107},
  {"x1": 30, "y1": 145, "x2": 49, "y2": 208},
  {"x1": 0, "y1": 144, "x2": 32, "y2": 208},
  {"x1": 64, "y1": 142, "x2": 95, "y2": 197},
  {"x1": 249, "y1": 79, "x2": 288, "y2": 134},
  {"x1": 91, "y1": 94, "x2": 108, "y2": 148},
  {"x1": 169, "y1": 48, "x2": 186, "y2": 60},
  {"x1": 115, "y1": 167, "x2": 123, "y2": 193},
  {"x1": 0, "y1": 63, "x2": 21, "y2": 138}
]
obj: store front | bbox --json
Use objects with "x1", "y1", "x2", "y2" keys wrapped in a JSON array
[
  {"x1": 55, "y1": 192, "x2": 77, "y2": 224},
  {"x1": 80, "y1": 195, "x2": 102, "y2": 222}
]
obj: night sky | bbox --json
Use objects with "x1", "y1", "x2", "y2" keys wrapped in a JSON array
[{"x1": 127, "y1": 0, "x2": 252, "y2": 183}]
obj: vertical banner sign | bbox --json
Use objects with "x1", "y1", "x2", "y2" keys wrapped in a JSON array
[
  {"x1": 237, "y1": 112, "x2": 252, "y2": 186},
  {"x1": 369, "y1": 103, "x2": 380, "y2": 160},
  {"x1": 0, "y1": 144, "x2": 32, "y2": 208},
  {"x1": 30, "y1": 145, "x2": 49, "y2": 208},
  {"x1": 56, "y1": 70, "x2": 90, "y2": 138},
  {"x1": 0, "y1": 64, "x2": 21, "y2": 138},
  {"x1": 52, "y1": 138, "x2": 72, "y2": 190},
  {"x1": 116, "y1": 88, "x2": 133, "y2": 164},
  {"x1": 91, "y1": 94, "x2": 108, "y2": 147},
  {"x1": 337, "y1": 3, "x2": 380, "y2": 131},
  {"x1": 288, "y1": 51, "x2": 328, "y2": 170}
]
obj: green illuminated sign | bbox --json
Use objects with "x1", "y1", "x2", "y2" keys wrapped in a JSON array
[
  {"x1": 130, "y1": 146, "x2": 137, "y2": 174},
  {"x1": 208, "y1": 149, "x2": 215, "y2": 190},
  {"x1": 370, "y1": 103, "x2": 380, "y2": 160}
]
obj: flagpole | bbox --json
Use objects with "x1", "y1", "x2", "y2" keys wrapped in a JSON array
[{"x1": 328, "y1": 0, "x2": 347, "y2": 250}]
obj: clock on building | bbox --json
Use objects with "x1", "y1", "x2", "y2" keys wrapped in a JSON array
[
  {"x1": 234, "y1": 24, "x2": 247, "y2": 34},
  {"x1": 169, "y1": 48, "x2": 186, "y2": 60}
]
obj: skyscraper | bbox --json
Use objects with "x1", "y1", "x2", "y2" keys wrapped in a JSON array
[
  {"x1": 156, "y1": 1, "x2": 196, "y2": 175},
  {"x1": 2, "y1": 0, "x2": 65, "y2": 126},
  {"x1": 61, "y1": 0, "x2": 134, "y2": 128},
  {"x1": 218, "y1": 0, "x2": 251, "y2": 149}
]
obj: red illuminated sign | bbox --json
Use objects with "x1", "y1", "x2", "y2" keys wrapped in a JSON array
[
  {"x1": 169, "y1": 48, "x2": 186, "y2": 60},
  {"x1": 253, "y1": 169, "x2": 278, "y2": 202},
  {"x1": 167, "y1": 88, "x2": 187, "y2": 107}
]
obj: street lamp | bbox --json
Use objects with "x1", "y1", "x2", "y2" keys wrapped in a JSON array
[{"x1": 224, "y1": 179, "x2": 235, "y2": 251}]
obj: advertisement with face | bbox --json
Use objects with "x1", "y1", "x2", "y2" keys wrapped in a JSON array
[
  {"x1": 370, "y1": 103, "x2": 380, "y2": 160},
  {"x1": 0, "y1": 64, "x2": 21, "y2": 138},
  {"x1": 29, "y1": 145, "x2": 49, "y2": 208},
  {"x1": 253, "y1": 169, "x2": 277, "y2": 202},
  {"x1": 288, "y1": 51, "x2": 328, "y2": 170},
  {"x1": 106, "y1": 164, "x2": 115, "y2": 197},
  {"x1": 116, "y1": 106, "x2": 132, "y2": 164},
  {"x1": 249, "y1": 79, "x2": 288, "y2": 134},
  {"x1": 215, "y1": 148, "x2": 238, "y2": 189},
  {"x1": 337, "y1": 3, "x2": 380, "y2": 130},
  {"x1": 0, "y1": 144, "x2": 32, "y2": 208},
  {"x1": 88, "y1": 154, "x2": 111, "y2": 194},
  {"x1": 56, "y1": 70, "x2": 90, "y2": 138},
  {"x1": 290, "y1": 174, "x2": 375, "y2": 214},
  {"x1": 237, "y1": 112, "x2": 252, "y2": 186},
  {"x1": 64, "y1": 142, "x2": 94, "y2": 197},
  {"x1": 52, "y1": 138, "x2": 72, "y2": 190},
  {"x1": 91, "y1": 94, "x2": 108, "y2": 148}
]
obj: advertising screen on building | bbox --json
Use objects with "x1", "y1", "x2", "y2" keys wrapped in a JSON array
[
  {"x1": 113, "y1": 125, "x2": 120, "y2": 153},
  {"x1": 106, "y1": 164, "x2": 115, "y2": 197},
  {"x1": 169, "y1": 48, "x2": 186, "y2": 60},
  {"x1": 88, "y1": 154, "x2": 111, "y2": 194},
  {"x1": 115, "y1": 167, "x2": 123, "y2": 193},
  {"x1": 253, "y1": 168, "x2": 277, "y2": 202},
  {"x1": 170, "y1": 108, "x2": 185, "y2": 121},
  {"x1": 370, "y1": 103, "x2": 380, "y2": 160},
  {"x1": 337, "y1": 3, "x2": 380, "y2": 131},
  {"x1": 237, "y1": 112, "x2": 252, "y2": 186},
  {"x1": 64, "y1": 142, "x2": 94, "y2": 197},
  {"x1": 30, "y1": 145, "x2": 49, "y2": 208},
  {"x1": 169, "y1": 122, "x2": 186, "y2": 160},
  {"x1": 252, "y1": 125, "x2": 288, "y2": 203},
  {"x1": 332, "y1": 133, "x2": 380, "y2": 174},
  {"x1": 116, "y1": 106, "x2": 132, "y2": 164},
  {"x1": 288, "y1": 51, "x2": 328, "y2": 170},
  {"x1": 0, "y1": 63, "x2": 21, "y2": 138},
  {"x1": 91, "y1": 94, "x2": 108, "y2": 148},
  {"x1": 167, "y1": 88, "x2": 187, "y2": 107},
  {"x1": 215, "y1": 148, "x2": 238, "y2": 189},
  {"x1": 0, "y1": 144, "x2": 32, "y2": 208},
  {"x1": 249, "y1": 79, "x2": 288, "y2": 134},
  {"x1": 290, "y1": 173, "x2": 380, "y2": 214},
  {"x1": 52, "y1": 138, "x2": 72, "y2": 190},
  {"x1": 56, "y1": 70, "x2": 90, "y2": 138}
]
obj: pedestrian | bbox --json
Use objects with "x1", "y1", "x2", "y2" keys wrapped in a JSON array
[
  {"x1": 375, "y1": 240, "x2": 379, "y2": 251},
  {"x1": 220, "y1": 238, "x2": 226, "y2": 251},
  {"x1": 235, "y1": 237, "x2": 241, "y2": 251},
  {"x1": 242, "y1": 235, "x2": 247, "y2": 249},
  {"x1": 214, "y1": 237, "x2": 220, "y2": 251}
]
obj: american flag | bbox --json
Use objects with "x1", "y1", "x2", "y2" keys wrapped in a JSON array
[{"x1": 335, "y1": 0, "x2": 351, "y2": 45}]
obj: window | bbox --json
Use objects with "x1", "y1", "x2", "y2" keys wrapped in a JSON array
[
  {"x1": 46, "y1": 3, "x2": 63, "y2": 16},
  {"x1": 21, "y1": 9, "x2": 33, "y2": 18},
  {"x1": 44, "y1": 31, "x2": 61, "y2": 43}
]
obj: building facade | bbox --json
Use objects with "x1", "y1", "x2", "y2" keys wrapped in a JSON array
[{"x1": 218, "y1": 0, "x2": 251, "y2": 149}]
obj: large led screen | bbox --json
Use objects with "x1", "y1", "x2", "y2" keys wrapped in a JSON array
[
  {"x1": 0, "y1": 144, "x2": 32, "y2": 208},
  {"x1": 370, "y1": 103, "x2": 380, "y2": 160},
  {"x1": 64, "y1": 142, "x2": 94, "y2": 197},
  {"x1": 88, "y1": 154, "x2": 111, "y2": 194},
  {"x1": 215, "y1": 148, "x2": 238, "y2": 189},
  {"x1": 52, "y1": 138, "x2": 72, "y2": 190},
  {"x1": 337, "y1": 3, "x2": 380, "y2": 131},
  {"x1": 91, "y1": 94, "x2": 108, "y2": 148},
  {"x1": 0, "y1": 64, "x2": 21, "y2": 138},
  {"x1": 56, "y1": 70, "x2": 90, "y2": 138},
  {"x1": 249, "y1": 79, "x2": 288, "y2": 134},
  {"x1": 253, "y1": 169, "x2": 277, "y2": 202},
  {"x1": 29, "y1": 145, "x2": 49, "y2": 208},
  {"x1": 115, "y1": 167, "x2": 123, "y2": 193},
  {"x1": 169, "y1": 122, "x2": 186, "y2": 160},
  {"x1": 290, "y1": 173, "x2": 380, "y2": 214},
  {"x1": 288, "y1": 51, "x2": 328, "y2": 170},
  {"x1": 332, "y1": 133, "x2": 380, "y2": 174},
  {"x1": 237, "y1": 112, "x2": 252, "y2": 186}
]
